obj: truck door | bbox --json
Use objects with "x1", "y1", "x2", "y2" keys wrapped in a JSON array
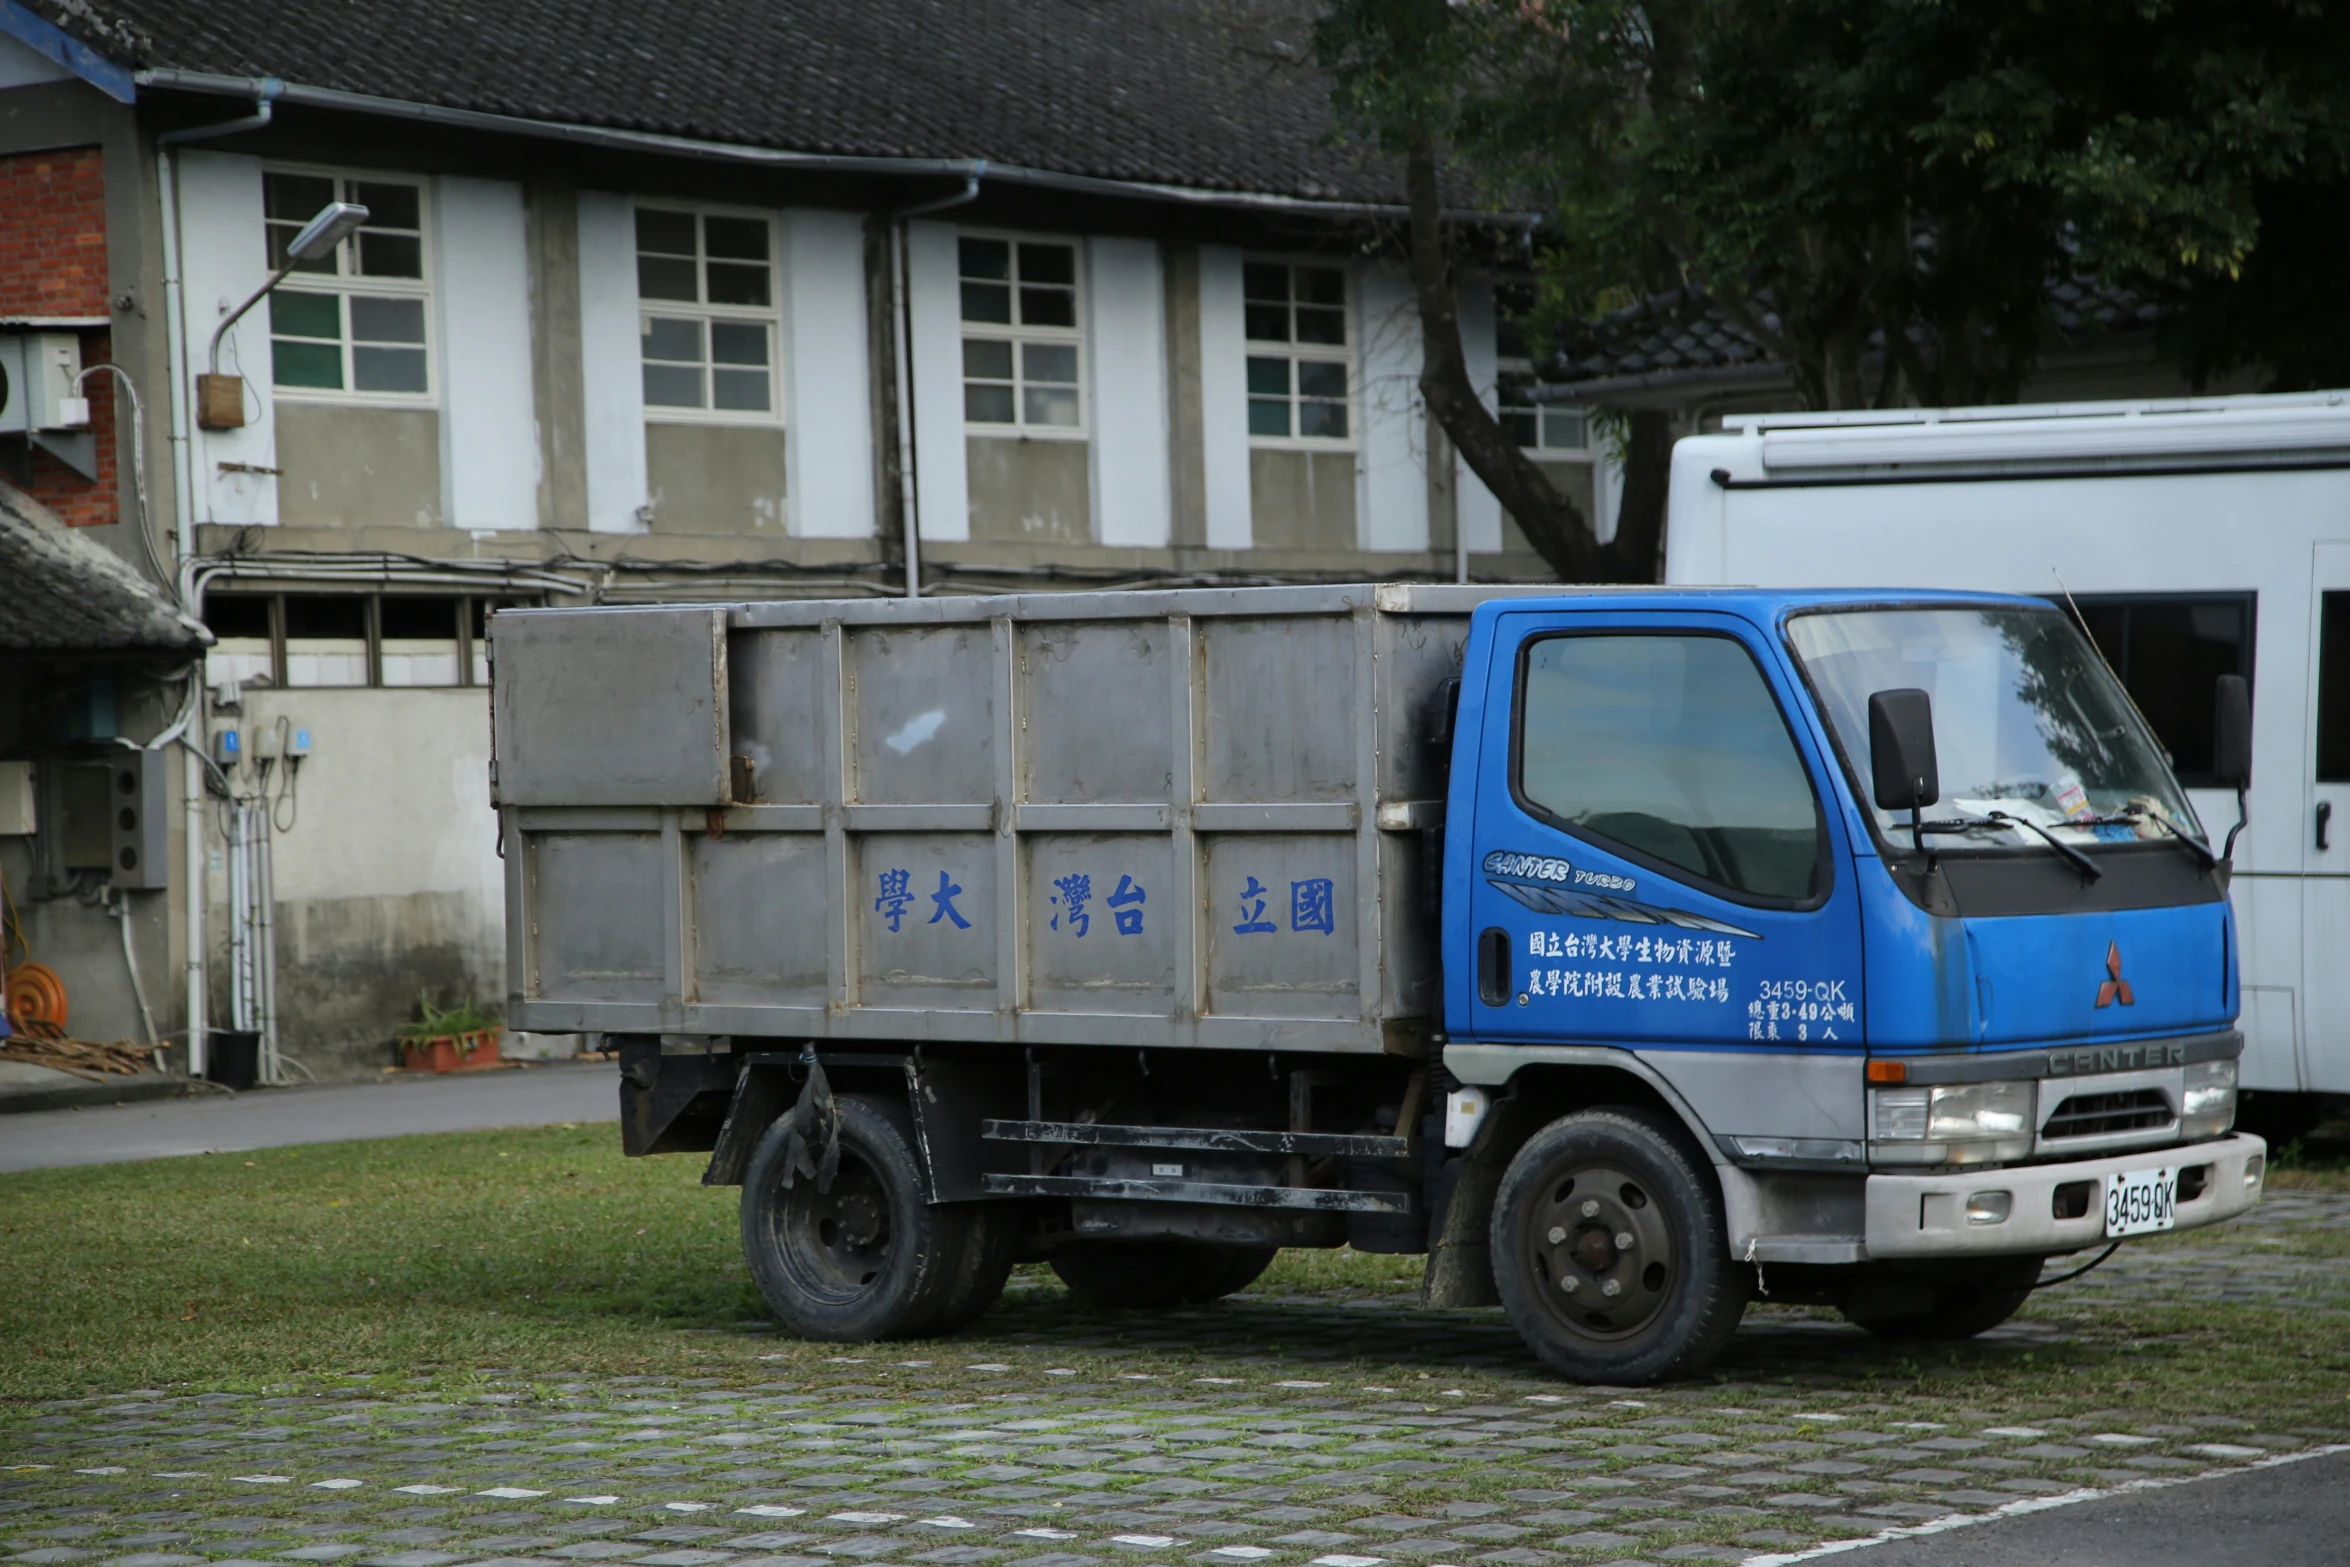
[
  {"x1": 2305, "y1": 545, "x2": 2350, "y2": 1093},
  {"x1": 1460, "y1": 611, "x2": 1867, "y2": 1146}
]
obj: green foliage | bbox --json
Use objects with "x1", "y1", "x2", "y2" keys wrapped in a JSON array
[
  {"x1": 395, "y1": 991, "x2": 502, "y2": 1042},
  {"x1": 1315, "y1": 0, "x2": 2350, "y2": 407}
]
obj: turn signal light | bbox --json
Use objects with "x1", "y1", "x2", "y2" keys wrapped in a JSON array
[{"x1": 1866, "y1": 1060, "x2": 1908, "y2": 1084}]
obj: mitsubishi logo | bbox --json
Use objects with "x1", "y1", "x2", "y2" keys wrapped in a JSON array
[{"x1": 2096, "y1": 941, "x2": 2135, "y2": 1008}]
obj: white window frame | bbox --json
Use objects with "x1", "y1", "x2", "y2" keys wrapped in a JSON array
[
  {"x1": 1243, "y1": 254, "x2": 1356, "y2": 452},
  {"x1": 262, "y1": 164, "x2": 436, "y2": 408},
  {"x1": 958, "y1": 228, "x2": 1088, "y2": 441},
  {"x1": 633, "y1": 201, "x2": 786, "y2": 428},
  {"x1": 1497, "y1": 359, "x2": 1594, "y2": 459}
]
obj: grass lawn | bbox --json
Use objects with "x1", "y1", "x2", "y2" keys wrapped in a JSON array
[{"x1": 4, "y1": 1125, "x2": 2349, "y2": 1434}]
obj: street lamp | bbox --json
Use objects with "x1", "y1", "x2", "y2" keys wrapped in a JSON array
[{"x1": 194, "y1": 201, "x2": 369, "y2": 430}]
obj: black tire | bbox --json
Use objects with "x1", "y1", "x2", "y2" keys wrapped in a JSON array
[
  {"x1": 740, "y1": 1093, "x2": 973, "y2": 1342},
  {"x1": 1490, "y1": 1107, "x2": 1748, "y2": 1384},
  {"x1": 1843, "y1": 1257, "x2": 2042, "y2": 1342},
  {"x1": 918, "y1": 1203, "x2": 1019, "y2": 1337},
  {"x1": 1175, "y1": 1244, "x2": 1277, "y2": 1304}
]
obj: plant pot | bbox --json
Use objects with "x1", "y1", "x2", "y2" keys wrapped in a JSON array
[
  {"x1": 398, "y1": 1027, "x2": 503, "y2": 1073},
  {"x1": 207, "y1": 1029, "x2": 260, "y2": 1090}
]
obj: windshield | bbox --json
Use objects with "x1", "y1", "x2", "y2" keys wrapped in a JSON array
[{"x1": 1786, "y1": 605, "x2": 2201, "y2": 852}]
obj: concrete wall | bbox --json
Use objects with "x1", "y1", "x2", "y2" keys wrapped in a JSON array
[
  {"x1": 277, "y1": 404, "x2": 445, "y2": 528},
  {"x1": 221, "y1": 686, "x2": 503, "y2": 1076},
  {"x1": 646, "y1": 424, "x2": 789, "y2": 535},
  {"x1": 1249, "y1": 448, "x2": 1356, "y2": 550},
  {"x1": 968, "y1": 437, "x2": 1090, "y2": 543}
]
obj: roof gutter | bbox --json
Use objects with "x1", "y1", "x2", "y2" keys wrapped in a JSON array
[
  {"x1": 133, "y1": 67, "x2": 1507, "y2": 222},
  {"x1": 1527, "y1": 362, "x2": 1788, "y2": 404}
]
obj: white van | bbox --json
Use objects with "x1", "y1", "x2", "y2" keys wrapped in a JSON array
[{"x1": 1667, "y1": 391, "x2": 2350, "y2": 1135}]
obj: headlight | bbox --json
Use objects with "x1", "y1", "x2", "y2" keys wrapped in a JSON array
[
  {"x1": 1869, "y1": 1080, "x2": 2034, "y2": 1166},
  {"x1": 2180, "y1": 1058, "x2": 2237, "y2": 1139}
]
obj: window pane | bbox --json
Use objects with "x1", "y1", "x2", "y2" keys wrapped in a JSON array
[
  {"x1": 357, "y1": 230, "x2": 422, "y2": 279},
  {"x1": 641, "y1": 316, "x2": 704, "y2": 363},
  {"x1": 350, "y1": 295, "x2": 426, "y2": 345},
  {"x1": 353, "y1": 346, "x2": 428, "y2": 394},
  {"x1": 959, "y1": 236, "x2": 1011, "y2": 280},
  {"x1": 635, "y1": 207, "x2": 697, "y2": 255},
  {"x1": 265, "y1": 172, "x2": 336, "y2": 223},
  {"x1": 202, "y1": 594, "x2": 274, "y2": 638},
  {"x1": 1296, "y1": 306, "x2": 1345, "y2": 346},
  {"x1": 1502, "y1": 409, "x2": 1538, "y2": 447},
  {"x1": 965, "y1": 382, "x2": 1016, "y2": 423},
  {"x1": 637, "y1": 253, "x2": 699, "y2": 301},
  {"x1": 272, "y1": 340, "x2": 342, "y2": 389},
  {"x1": 1245, "y1": 356, "x2": 1290, "y2": 396},
  {"x1": 706, "y1": 260, "x2": 771, "y2": 308},
  {"x1": 712, "y1": 367, "x2": 771, "y2": 412},
  {"x1": 1296, "y1": 266, "x2": 1346, "y2": 306},
  {"x1": 1019, "y1": 285, "x2": 1076, "y2": 328},
  {"x1": 1242, "y1": 261, "x2": 1289, "y2": 301},
  {"x1": 270, "y1": 290, "x2": 341, "y2": 340},
  {"x1": 1018, "y1": 243, "x2": 1076, "y2": 285},
  {"x1": 1297, "y1": 360, "x2": 1348, "y2": 399},
  {"x1": 1298, "y1": 400, "x2": 1348, "y2": 440},
  {"x1": 704, "y1": 215, "x2": 769, "y2": 261},
  {"x1": 2069, "y1": 595, "x2": 2255, "y2": 784},
  {"x1": 1248, "y1": 399, "x2": 1290, "y2": 438},
  {"x1": 1519, "y1": 635, "x2": 1821, "y2": 899},
  {"x1": 378, "y1": 595, "x2": 460, "y2": 639},
  {"x1": 2322, "y1": 593, "x2": 2350, "y2": 783},
  {"x1": 265, "y1": 220, "x2": 336, "y2": 274},
  {"x1": 962, "y1": 338, "x2": 1014, "y2": 380},
  {"x1": 643, "y1": 362, "x2": 705, "y2": 408},
  {"x1": 282, "y1": 594, "x2": 366, "y2": 639},
  {"x1": 960, "y1": 280, "x2": 1012, "y2": 324},
  {"x1": 710, "y1": 321, "x2": 769, "y2": 366},
  {"x1": 1244, "y1": 302, "x2": 1290, "y2": 343},
  {"x1": 1543, "y1": 409, "x2": 1586, "y2": 450},
  {"x1": 1022, "y1": 341, "x2": 1078, "y2": 385},
  {"x1": 1024, "y1": 385, "x2": 1081, "y2": 426},
  {"x1": 352, "y1": 182, "x2": 421, "y2": 231}
]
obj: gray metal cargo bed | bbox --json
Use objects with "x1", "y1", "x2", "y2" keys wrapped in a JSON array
[{"x1": 493, "y1": 583, "x2": 1549, "y2": 1054}]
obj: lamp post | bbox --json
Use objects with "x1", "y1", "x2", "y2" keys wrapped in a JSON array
[{"x1": 193, "y1": 201, "x2": 369, "y2": 431}]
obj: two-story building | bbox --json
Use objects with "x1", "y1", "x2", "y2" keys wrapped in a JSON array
[{"x1": 1, "y1": 0, "x2": 1605, "y2": 1075}]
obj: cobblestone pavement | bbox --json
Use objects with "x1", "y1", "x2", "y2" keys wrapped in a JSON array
[{"x1": 6, "y1": 1194, "x2": 2347, "y2": 1567}]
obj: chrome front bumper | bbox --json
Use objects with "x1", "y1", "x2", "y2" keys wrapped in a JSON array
[{"x1": 1863, "y1": 1132, "x2": 2266, "y2": 1259}]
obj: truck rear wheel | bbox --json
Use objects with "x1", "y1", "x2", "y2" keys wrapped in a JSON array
[
  {"x1": 919, "y1": 1204, "x2": 1019, "y2": 1336},
  {"x1": 1052, "y1": 1240, "x2": 1275, "y2": 1308},
  {"x1": 1843, "y1": 1257, "x2": 2041, "y2": 1341},
  {"x1": 740, "y1": 1093, "x2": 972, "y2": 1341},
  {"x1": 1490, "y1": 1108, "x2": 1747, "y2": 1384}
]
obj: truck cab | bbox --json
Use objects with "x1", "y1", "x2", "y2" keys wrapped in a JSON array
[{"x1": 1436, "y1": 588, "x2": 2264, "y2": 1378}]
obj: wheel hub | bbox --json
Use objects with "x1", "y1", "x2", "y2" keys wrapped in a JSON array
[{"x1": 1532, "y1": 1162, "x2": 1674, "y2": 1339}]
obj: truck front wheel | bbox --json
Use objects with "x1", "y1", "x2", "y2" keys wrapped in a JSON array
[
  {"x1": 740, "y1": 1094, "x2": 973, "y2": 1341},
  {"x1": 1490, "y1": 1108, "x2": 1747, "y2": 1384}
]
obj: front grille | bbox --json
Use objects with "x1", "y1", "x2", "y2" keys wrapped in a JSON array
[{"x1": 2043, "y1": 1088, "x2": 2174, "y2": 1140}]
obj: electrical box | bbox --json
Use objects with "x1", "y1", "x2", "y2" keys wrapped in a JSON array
[
  {"x1": 214, "y1": 727, "x2": 241, "y2": 768},
  {"x1": 0, "y1": 760, "x2": 33, "y2": 836},
  {"x1": 0, "y1": 332, "x2": 86, "y2": 433},
  {"x1": 41, "y1": 759, "x2": 112, "y2": 879},
  {"x1": 108, "y1": 749, "x2": 169, "y2": 889}
]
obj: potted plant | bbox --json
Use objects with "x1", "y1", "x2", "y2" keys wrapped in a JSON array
[{"x1": 395, "y1": 994, "x2": 504, "y2": 1073}]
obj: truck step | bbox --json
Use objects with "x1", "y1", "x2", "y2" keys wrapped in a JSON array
[
  {"x1": 980, "y1": 1119, "x2": 1408, "y2": 1159},
  {"x1": 979, "y1": 1172, "x2": 1410, "y2": 1213}
]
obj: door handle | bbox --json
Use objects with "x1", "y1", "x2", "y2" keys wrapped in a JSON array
[
  {"x1": 2320, "y1": 800, "x2": 2334, "y2": 852},
  {"x1": 1478, "y1": 927, "x2": 1512, "y2": 1007}
]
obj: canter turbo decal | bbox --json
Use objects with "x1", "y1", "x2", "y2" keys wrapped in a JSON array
[{"x1": 1483, "y1": 848, "x2": 1757, "y2": 938}]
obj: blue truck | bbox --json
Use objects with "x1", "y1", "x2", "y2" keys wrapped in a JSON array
[{"x1": 492, "y1": 582, "x2": 2266, "y2": 1383}]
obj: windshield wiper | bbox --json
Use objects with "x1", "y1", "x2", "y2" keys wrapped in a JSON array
[
  {"x1": 2089, "y1": 808, "x2": 2218, "y2": 871},
  {"x1": 1979, "y1": 811, "x2": 2104, "y2": 881}
]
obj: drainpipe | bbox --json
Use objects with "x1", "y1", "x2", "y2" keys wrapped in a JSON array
[
  {"x1": 154, "y1": 81, "x2": 283, "y2": 1080},
  {"x1": 888, "y1": 167, "x2": 984, "y2": 598}
]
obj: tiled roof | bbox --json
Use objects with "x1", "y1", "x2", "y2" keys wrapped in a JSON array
[
  {"x1": 0, "y1": 483, "x2": 211, "y2": 653},
  {"x1": 1547, "y1": 276, "x2": 2167, "y2": 393},
  {"x1": 35, "y1": 0, "x2": 1399, "y2": 206}
]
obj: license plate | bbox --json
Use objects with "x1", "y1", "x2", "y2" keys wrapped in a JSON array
[{"x1": 2104, "y1": 1166, "x2": 2177, "y2": 1237}]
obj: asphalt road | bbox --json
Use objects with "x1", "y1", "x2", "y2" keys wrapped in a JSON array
[
  {"x1": 0, "y1": 1058, "x2": 617, "y2": 1172},
  {"x1": 1805, "y1": 1446, "x2": 2350, "y2": 1566}
]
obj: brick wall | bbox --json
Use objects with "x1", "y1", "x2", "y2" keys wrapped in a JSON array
[{"x1": 1, "y1": 147, "x2": 117, "y2": 527}]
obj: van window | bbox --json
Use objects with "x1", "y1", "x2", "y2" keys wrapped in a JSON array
[
  {"x1": 2062, "y1": 594, "x2": 2254, "y2": 786},
  {"x1": 2320, "y1": 592, "x2": 2350, "y2": 784},
  {"x1": 1516, "y1": 634, "x2": 1823, "y2": 901}
]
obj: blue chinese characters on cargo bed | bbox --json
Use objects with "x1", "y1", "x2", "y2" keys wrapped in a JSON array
[{"x1": 875, "y1": 867, "x2": 973, "y2": 932}]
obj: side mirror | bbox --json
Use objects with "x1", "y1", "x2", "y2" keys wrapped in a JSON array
[
  {"x1": 1869, "y1": 688, "x2": 1940, "y2": 812},
  {"x1": 2213, "y1": 674, "x2": 2252, "y2": 789}
]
